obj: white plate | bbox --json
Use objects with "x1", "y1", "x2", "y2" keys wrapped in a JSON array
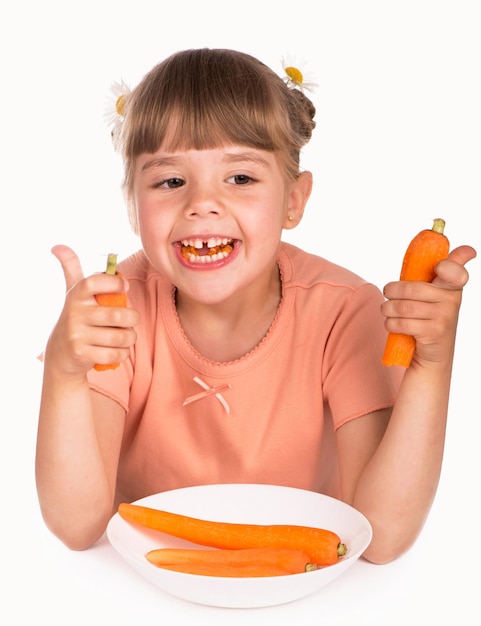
[{"x1": 107, "y1": 483, "x2": 372, "y2": 608}]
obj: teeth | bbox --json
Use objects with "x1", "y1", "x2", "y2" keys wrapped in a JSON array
[
  {"x1": 180, "y1": 237, "x2": 234, "y2": 263},
  {"x1": 181, "y1": 238, "x2": 204, "y2": 248},
  {"x1": 187, "y1": 250, "x2": 231, "y2": 264},
  {"x1": 181, "y1": 237, "x2": 233, "y2": 248}
]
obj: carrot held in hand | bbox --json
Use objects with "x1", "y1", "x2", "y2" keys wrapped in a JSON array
[
  {"x1": 145, "y1": 547, "x2": 316, "y2": 575},
  {"x1": 93, "y1": 253, "x2": 127, "y2": 371},
  {"x1": 118, "y1": 503, "x2": 347, "y2": 566},
  {"x1": 382, "y1": 218, "x2": 450, "y2": 368}
]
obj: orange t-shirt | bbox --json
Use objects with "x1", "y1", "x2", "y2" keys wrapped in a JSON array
[{"x1": 88, "y1": 242, "x2": 401, "y2": 505}]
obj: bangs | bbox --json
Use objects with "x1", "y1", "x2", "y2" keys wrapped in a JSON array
[{"x1": 121, "y1": 49, "x2": 295, "y2": 158}]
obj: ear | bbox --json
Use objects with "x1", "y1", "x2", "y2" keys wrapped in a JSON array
[{"x1": 283, "y1": 171, "x2": 313, "y2": 230}]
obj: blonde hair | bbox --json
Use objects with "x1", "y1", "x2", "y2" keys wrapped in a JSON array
[{"x1": 118, "y1": 49, "x2": 316, "y2": 232}]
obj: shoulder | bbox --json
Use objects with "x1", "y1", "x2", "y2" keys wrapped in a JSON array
[
  {"x1": 279, "y1": 242, "x2": 384, "y2": 316},
  {"x1": 279, "y1": 242, "x2": 371, "y2": 290},
  {"x1": 117, "y1": 250, "x2": 172, "y2": 314},
  {"x1": 118, "y1": 250, "x2": 160, "y2": 283}
]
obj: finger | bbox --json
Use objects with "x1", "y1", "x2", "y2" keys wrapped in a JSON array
[
  {"x1": 51, "y1": 245, "x2": 85, "y2": 293},
  {"x1": 433, "y1": 245, "x2": 477, "y2": 289},
  {"x1": 445, "y1": 245, "x2": 477, "y2": 266}
]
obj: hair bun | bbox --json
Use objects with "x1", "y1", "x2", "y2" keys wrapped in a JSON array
[{"x1": 289, "y1": 88, "x2": 316, "y2": 143}]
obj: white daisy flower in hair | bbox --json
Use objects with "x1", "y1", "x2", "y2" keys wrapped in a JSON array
[
  {"x1": 281, "y1": 54, "x2": 318, "y2": 93},
  {"x1": 104, "y1": 79, "x2": 130, "y2": 127},
  {"x1": 104, "y1": 79, "x2": 130, "y2": 151}
]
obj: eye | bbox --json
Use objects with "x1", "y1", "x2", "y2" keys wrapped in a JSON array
[
  {"x1": 153, "y1": 177, "x2": 185, "y2": 189},
  {"x1": 227, "y1": 174, "x2": 255, "y2": 185}
]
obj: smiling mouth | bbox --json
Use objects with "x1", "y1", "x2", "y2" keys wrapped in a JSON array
[{"x1": 180, "y1": 237, "x2": 234, "y2": 264}]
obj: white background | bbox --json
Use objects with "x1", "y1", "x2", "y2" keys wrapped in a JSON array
[{"x1": 1, "y1": 1, "x2": 480, "y2": 624}]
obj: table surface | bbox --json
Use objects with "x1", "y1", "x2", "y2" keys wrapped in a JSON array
[
  {"x1": 6, "y1": 464, "x2": 478, "y2": 626},
  {"x1": 4, "y1": 339, "x2": 480, "y2": 626}
]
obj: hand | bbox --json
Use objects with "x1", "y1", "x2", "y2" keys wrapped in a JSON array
[
  {"x1": 381, "y1": 245, "x2": 477, "y2": 364},
  {"x1": 44, "y1": 245, "x2": 139, "y2": 378}
]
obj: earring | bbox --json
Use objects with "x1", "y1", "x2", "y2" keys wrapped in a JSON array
[{"x1": 288, "y1": 214, "x2": 294, "y2": 221}]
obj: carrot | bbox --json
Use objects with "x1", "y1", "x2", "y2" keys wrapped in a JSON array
[
  {"x1": 145, "y1": 547, "x2": 316, "y2": 574},
  {"x1": 382, "y1": 218, "x2": 450, "y2": 368},
  {"x1": 153, "y1": 563, "x2": 296, "y2": 578},
  {"x1": 118, "y1": 503, "x2": 347, "y2": 566},
  {"x1": 93, "y1": 253, "x2": 127, "y2": 371}
]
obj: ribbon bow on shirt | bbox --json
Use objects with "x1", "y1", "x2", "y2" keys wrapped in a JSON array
[{"x1": 183, "y1": 376, "x2": 232, "y2": 415}]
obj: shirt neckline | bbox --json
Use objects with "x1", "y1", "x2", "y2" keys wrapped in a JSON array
[{"x1": 160, "y1": 244, "x2": 295, "y2": 377}]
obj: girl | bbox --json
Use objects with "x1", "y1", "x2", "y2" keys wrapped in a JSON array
[{"x1": 35, "y1": 48, "x2": 476, "y2": 563}]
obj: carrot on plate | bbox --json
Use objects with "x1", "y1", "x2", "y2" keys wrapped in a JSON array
[
  {"x1": 382, "y1": 218, "x2": 450, "y2": 368},
  {"x1": 145, "y1": 547, "x2": 316, "y2": 575},
  {"x1": 154, "y1": 562, "x2": 297, "y2": 578},
  {"x1": 118, "y1": 503, "x2": 347, "y2": 567}
]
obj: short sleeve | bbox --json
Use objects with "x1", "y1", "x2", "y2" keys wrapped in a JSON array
[
  {"x1": 87, "y1": 353, "x2": 133, "y2": 412},
  {"x1": 322, "y1": 282, "x2": 401, "y2": 429}
]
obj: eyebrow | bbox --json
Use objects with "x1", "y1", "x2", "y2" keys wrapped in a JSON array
[
  {"x1": 141, "y1": 156, "x2": 182, "y2": 171},
  {"x1": 222, "y1": 151, "x2": 271, "y2": 167},
  {"x1": 141, "y1": 150, "x2": 271, "y2": 172}
]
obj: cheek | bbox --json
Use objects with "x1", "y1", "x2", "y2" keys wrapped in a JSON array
[
  {"x1": 136, "y1": 207, "x2": 175, "y2": 265},
  {"x1": 137, "y1": 209, "x2": 161, "y2": 252},
  {"x1": 138, "y1": 224, "x2": 167, "y2": 256},
  {"x1": 253, "y1": 197, "x2": 289, "y2": 233},
  {"x1": 136, "y1": 198, "x2": 162, "y2": 233}
]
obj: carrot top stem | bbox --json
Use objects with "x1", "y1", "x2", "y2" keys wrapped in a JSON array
[
  {"x1": 337, "y1": 543, "x2": 347, "y2": 557},
  {"x1": 431, "y1": 218, "x2": 446, "y2": 235},
  {"x1": 305, "y1": 563, "x2": 319, "y2": 572},
  {"x1": 105, "y1": 253, "x2": 119, "y2": 275}
]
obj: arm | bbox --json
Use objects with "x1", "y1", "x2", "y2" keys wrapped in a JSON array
[
  {"x1": 35, "y1": 246, "x2": 139, "y2": 550},
  {"x1": 336, "y1": 244, "x2": 476, "y2": 564}
]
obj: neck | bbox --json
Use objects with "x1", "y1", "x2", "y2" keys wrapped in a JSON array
[{"x1": 175, "y1": 265, "x2": 282, "y2": 362}]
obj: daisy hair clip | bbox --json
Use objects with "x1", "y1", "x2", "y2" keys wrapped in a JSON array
[
  {"x1": 281, "y1": 55, "x2": 318, "y2": 93},
  {"x1": 105, "y1": 79, "x2": 131, "y2": 150}
]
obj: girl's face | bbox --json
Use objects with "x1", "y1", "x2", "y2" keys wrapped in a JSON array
[{"x1": 133, "y1": 145, "x2": 311, "y2": 305}]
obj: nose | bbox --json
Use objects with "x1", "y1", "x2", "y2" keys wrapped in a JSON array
[{"x1": 184, "y1": 181, "x2": 223, "y2": 219}]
